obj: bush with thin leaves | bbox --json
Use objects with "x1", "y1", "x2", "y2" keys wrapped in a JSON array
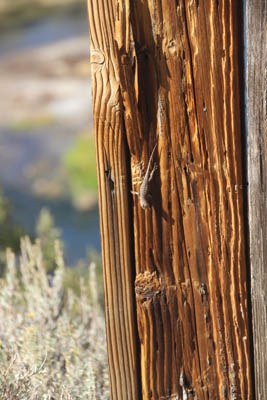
[
  {"x1": 35, "y1": 207, "x2": 63, "y2": 274},
  {"x1": 0, "y1": 237, "x2": 109, "y2": 399}
]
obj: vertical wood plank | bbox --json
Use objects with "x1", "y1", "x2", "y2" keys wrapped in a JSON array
[
  {"x1": 246, "y1": 2, "x2": 267, "y2": 399},
  {"x1": 87, "y1": 1, "x2": 140, "y2": 398}
]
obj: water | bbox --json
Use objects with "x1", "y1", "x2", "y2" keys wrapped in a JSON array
[
  {"x1": 2, "y1": 184, "x2": 100, "y2": 265},
  {"x1": 0, "y1": 9, "x2": 89, "y2": 58},
  {"x1": 0, "y1": 11, "x2": 101, "y2": 265}
]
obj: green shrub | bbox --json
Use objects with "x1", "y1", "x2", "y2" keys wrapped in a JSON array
[
  {"x1": 0, "y1": 238, "x2": 109, "y2": 399},
  {"x1": 0, "y1": 190, "x2": 25, "y2": 276},
  {"x1": 35, "y1": 207, "x2": 63, "y2": 274},
  {"x1": 63, "y1": 134, "x2": 98, "y2": 197}
]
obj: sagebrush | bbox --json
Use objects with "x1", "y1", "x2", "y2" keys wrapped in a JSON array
[{"x1": 0, "y1": 237, "x2": 109, "y2": 399}]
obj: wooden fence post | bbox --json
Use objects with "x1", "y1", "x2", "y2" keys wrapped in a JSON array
[
  {"x1": 87, "y1": 1, "x2": 140, "y2": 398},
  {"x1": 87, "y1": 1, "x2": 253, "y2": 398},
  {"x1": 246, "y1": 2, "x2": 267, "y2": 399}
]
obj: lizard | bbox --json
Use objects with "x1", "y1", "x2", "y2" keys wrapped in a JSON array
[{"x1": 131, "y1": 142, "x2": 158, "y2": 209}]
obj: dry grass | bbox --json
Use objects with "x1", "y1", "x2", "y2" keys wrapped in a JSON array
[{"x1": 0, "y1": 237, "x2": 109, "y2": 399}]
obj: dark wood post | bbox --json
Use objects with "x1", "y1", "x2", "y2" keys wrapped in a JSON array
[
  {"x1": 87, "y1": 1, "x2": 253, "y2": 398},
  {"x1": 246, "y1": 1, "x2": 267, "y2": 399}
]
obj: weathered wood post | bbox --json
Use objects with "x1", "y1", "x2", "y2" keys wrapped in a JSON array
[
  {"x1": 246, "y1": 1, "x2": 267, "y2": 399},
  {"x1": 87, "y1": 1, "x2": 140, "y2": 398},
  {"x1": 87, "y1": 1, "x2": 253, "y2": 398}
]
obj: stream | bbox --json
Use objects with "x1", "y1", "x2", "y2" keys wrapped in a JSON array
[{"x1": 0, "y1": 11, "x2": 101, "y2": 265}]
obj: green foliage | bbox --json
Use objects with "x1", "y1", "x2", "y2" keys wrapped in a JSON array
[
  {"x1": 0, "y1": 191, "x2": 9, "y2": 223},
  {"x1": 0, "y1": 238, "x2": 109, "y2": 399},
  {"x1": 86, "y1": 250, "x2": 104, "y2": 310},
  {"x1": 63, "y1": 134, "x2": 98, "y2": 196},
  {"x1": 0, "y1": 195, "x2": 108, "y2": 397},
  {"x1": 0, "y1": 190, "x2": 25, "y2": 276},
  {"x1": 35, "y1": 207, "x2": 63, "y2": 274},
  {"x1": 0, "y1": 189, "x2": 24, "y2": 250},
  {"x1": 63, "y1": 250, "x2": 105, "y2": 310},
  {"x1": 34, "y1": 209, "x2": 104, "y2": 306}
]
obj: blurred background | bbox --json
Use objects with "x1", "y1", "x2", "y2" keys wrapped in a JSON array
[
  {"x1": 0, "y1": 0, "x2": 100, "y2": 270},
  {"x1": 0, "y1": 4, "x2": 110, "y2": 396}
]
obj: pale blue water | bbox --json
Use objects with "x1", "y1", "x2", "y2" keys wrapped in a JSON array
[
  {"x1": 0, "y1": 8, "x2": 89, "y2": 57},
  {"x1": 2, "y1": 184, "x2": 100, "y2": 265},
  {"x1": 0, "y1": 11, "x2": 101, "y2": 265}
]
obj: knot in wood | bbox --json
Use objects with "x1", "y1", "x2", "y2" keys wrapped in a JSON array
[{"x1": 90, "y1": 49, "x2": 105, "y2": 73}]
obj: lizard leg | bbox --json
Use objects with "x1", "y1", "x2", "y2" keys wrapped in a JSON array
[
  {"x1": 149, "y1": 163, "x2": 157, "y2": 181},
  {"x1": 131, "y1": 190, "x2": 139, "y2": 197}
]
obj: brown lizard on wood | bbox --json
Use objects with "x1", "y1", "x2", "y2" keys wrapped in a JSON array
[{"x1": 131, "y1": 142, "x2": 158, "y2": 209}]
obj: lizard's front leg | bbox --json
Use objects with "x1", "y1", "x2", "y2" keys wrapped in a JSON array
[{"x1": 149, "y1": 163, "x2": 157, "y2": 181}]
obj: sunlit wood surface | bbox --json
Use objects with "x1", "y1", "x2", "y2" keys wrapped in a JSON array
[{"x1": 87, "y1": 1, "x2": 253, "y2": 398}]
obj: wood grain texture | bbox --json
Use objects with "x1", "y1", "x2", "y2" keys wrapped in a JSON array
[
  {"x1": 88, "y1": 0, "x2": 253, "y2": 399},
  {"x1": 87, "y1": 1, "x2": 140, "y2": 399},
  {"x1": 117, "y1": 1, "x2": 252, "y2": 398},
  {"x1": 246, "y1": 1, "x2": 267, "y2": 399}
]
